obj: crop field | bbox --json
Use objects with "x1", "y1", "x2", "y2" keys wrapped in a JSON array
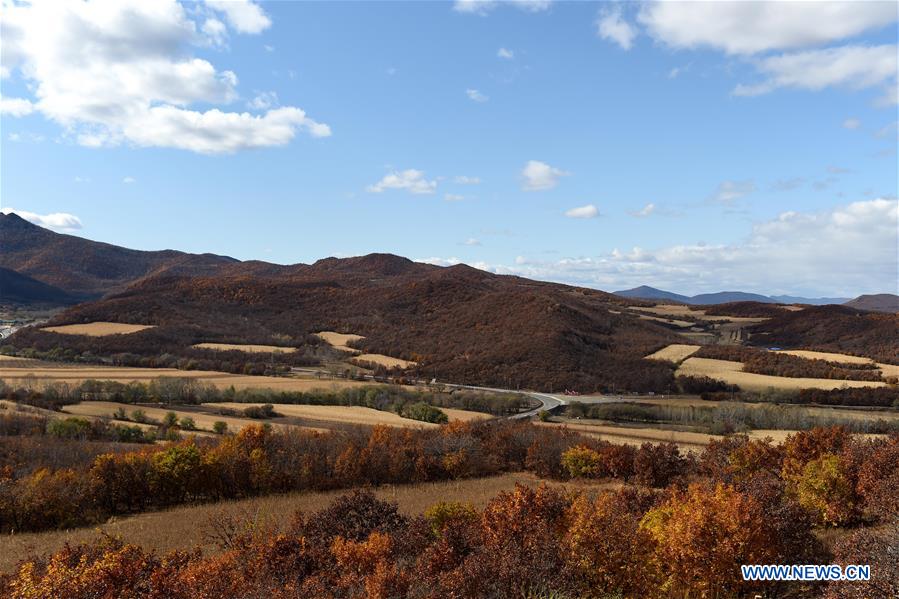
[
  {"x1": 644, "y1": 344, "x2": 701, "y2": 363},
  {"x1": 352, "y1": 353, "x2": 416, "y2": 369},
  {"x1": 41, "y1": 322, "x2": 155, "y2": 336},
  {"x1": 191, "y1": 343, "x2": 297, "y2": 353},
  {"x1": 0, "y1": 361, "x2": 367, "y2": 392},
  {"x1": 203, "y1": 402, "x2": 444, "y2": 428},
  {"x1": 775, "y1": 349, "x2": 899, "y2": 378},
  {"x1": 315, "y1": 331, "x2": 364, "y2": 352},
  {"x1": 676, "y1": 357, "x2": 887, "y2": 391},
  {"x1": 630, "y1": 304, "x2": 770, "y2": 324},
  {"x1": 537, "y1": 420, "x2": 727, "y2": 449},
  {"x1": 0, "y1": 472, "x2": 617, "y2": 574},
  {"x1": 58, "y1": 401, "x2": 335, "y2": 435},
  {"x1": 635, "y1": 314, "x2": 694, "y2": 328}
]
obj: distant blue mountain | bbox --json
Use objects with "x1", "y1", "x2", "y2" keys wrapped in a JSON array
[{"x1": 613, "y1": 285, "x2": 850, "y2": 306}]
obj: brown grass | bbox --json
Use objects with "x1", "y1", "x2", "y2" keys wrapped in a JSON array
[
  {"x1": 774, "y1": 349, "x2": 899, "y2": 379},
  {"x1": 635, "y1": 314, "x2": 695, "y2": 328},
  {"x1": 315, "y1": 331, "x2": 364, "y2": 353},
  {"x1": 0, "y1": 362, "x2": 367, "y2": 392},
  {"x1": 203, "y1": 402, "x2": 437, "y2": 429},
  {"x1": 644, "y1": 344, "x2": 701, "y2": 363},
  {"x1": 352, "y1": 354, "x2": 416, "y2": 369},
  {"x1": 630, "y1": 304, "x2": 768, "y2": 324},
  {"x1": 191, "y1": 343, "x2": 297, "y2": 354},
  {"x1": 41, "y1": 322, "x2": 155, "y2": 336},
  {"x1": 676, "y1": 357, "x2": 887, "y2": 391},
  {"x1": 0, "y1": 473, "x2": 619, "y2": 573}
]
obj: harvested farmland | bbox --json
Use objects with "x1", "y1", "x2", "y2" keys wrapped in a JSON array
[
  {"x1": 645, "y1": 344, "x2": 701, "y2": 363},
  {"x1": 41, "y1": 322, "x2": 154, "y2": 336},
  {"x1": 203, "y1": 402, "x2": 440, "y2": 428},
  {"x1": 191, "y1": 343, "x2": 297, "y2": 353},
  {"x1": 352, "y1": 353, "x2": 417, "y2": 369},
  {"x1": 676, "y1": 357, "x2": 887, "y2": 391},
  {"x1": 315, "y1": 331, "x2": 365, "y2": 353},
  {"x1": 0, "y1": 361, "x2": 366, "y2": 392}
]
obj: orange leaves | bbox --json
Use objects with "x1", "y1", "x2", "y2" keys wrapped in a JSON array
[{"x1": 640, "y1": 483, "x2": 780, "y2": 597}]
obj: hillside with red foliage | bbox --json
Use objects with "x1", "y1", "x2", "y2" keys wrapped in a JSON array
[
  {"x1": 747, "y1": 305, "x2": 899, "y2": 364},
  {"x1": 13, "y1": 254, "x2": 680, "y2": 392}
]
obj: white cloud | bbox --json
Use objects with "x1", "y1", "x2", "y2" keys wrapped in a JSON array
[
  {"x1": 630, "y1": 203, "x2": 655, "y2": 217},
  {"x1": 453, "y1": 1, "x2": 552, "y2": 16},
  {"x1": 842, "y1": 117, "x2": 862, "y2": 130},
  {"x1": 454, "y1": 175, "x2": 481, "y2": 184},
  {"x1": 205, "y1": 0, "x2": 271, "y2": 34},
  {"x1": 0, "y1": 96, "x2": 34, "y2": 116},
  {"x1": 497, "y1": 47, "x2": 514, "y2": 59},
  {"x1": 264, "y1": 44, "x2": 274, "y2": 52},
  {"x1": 733, "y1": 45, "x2": 898, "y2": 102},
  {"x1": 638, "y1": 2, "x2": 897, "y2": 55},
  {"x1": 1, "y1": 207, "x2": 83, "y2": 231},
  {"x1": 122, "y1": 176, "x2": 136, "y2": 184},
  {"x1": 437, "y1": 199, "x2": 898, "y2": 296},
  {"x1": 73, "y1": 176, "x2": 90, "y2": 184},
  {"x1": 0, "y1": 1, "x2": 327, "y2": 154},
  {"x1": 596, "y1": 7, "x2": 637, "y2": 50},
  {"x1": 201, "y1": 17, "x2": 228, "y2": 47},
  {"x1": 444, "y1": 193, "x2": 465, "y2": 202},
  {"x1": 466, "y1": 89, "x2": 489, "y2": 103},
  {"x1": 521, "y1": 160, "x2": 569, "y2": 191},
  {"x1": 463, "y1": 238, "x2": 481, "y2": 246},
  {"x1": 367, "y1": 169, "x2": 437, "y2": 195},
  {"x1": 248, "y1": 91, "x2": 278, "y2": 110},
  {"x1": 875, "y1": 121, "x2": 898, "y2": 139},
  {"x1": 565, "y1": 204, "x2": 599, "y2": 219},
  {"x1": 710, "y1": 180, "x2": 756, "y2": 204}
]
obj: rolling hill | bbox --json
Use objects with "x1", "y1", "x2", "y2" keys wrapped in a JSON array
[
  {"x1": 0, "y1": 267, "x2": 82, "y2": 306},
  {"x1": 843, "y1": 294, "x2": 899, "y2": 313},
  {"x1": 0, "y1": 212, "x2": 237, "y2": 299},
  {"x1": 613, "y1": 284, "x2": 850, "y2": 306}
]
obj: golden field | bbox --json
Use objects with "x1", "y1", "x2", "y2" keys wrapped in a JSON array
[
  {"x1": 0, "y1": 472, "x2": 618, "y2": 574},
  {"x1": 191, "y1": 343, "x2": 297, "y2": 354},
  {"x1": 315, "y1": 331, "x2": 364, "y2": 353},
  {"x1": 41, "y1": 322, "x2": 155, "y2": 336},
  {"x1": 352, "y1": 353, "x2": 417, "y2": 369},
  {"x1": 676, "y1": 357, "x2": 887, "y2": 391},
  {"x1": 203, "y1": 402, "x2": 439, "y2": 429},
  {"x1": 0, "y1": 362, "x2": 367, "y2": 392},
  {"x1": 644, "y1": 344, "x2": 701, "y2": 363}
]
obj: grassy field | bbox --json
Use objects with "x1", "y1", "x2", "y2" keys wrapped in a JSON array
[
  {"x1": 0, "y1": 472, "x2": 618, "y2": 573},
  {"x1": 635, "y1": 314, "x2": 694, "y2": 328},
  {"x1": 41, "y1": 322, "x2": 155, "y2": 336},
  {"x1": 676, "y1": 357, "x2": 887, "y2": 391},
  {"x1": 191, "y1": 343, "x2": 297, "y2": 353},
  {"x1": 630, "y1": 304, "x2": 770, "y2": 324},
  {"x1": 315, "y1": 331, "x2": 364, "y2": 353},
  {"x1": 204, "y1": 402, "x2": 441, "y2": 428},
  {"x1": 352, "y1": 353, "x2": 416, "y2": 369},
  {"x1": 775, "y1": 349, "x2": 899, "y2": 379},
  {"x1": 0, "y1": 362, "x2": 367, "y2": 392},
  {"x1": 644, "y1": 344, "x2": 701, "y2": 363}
]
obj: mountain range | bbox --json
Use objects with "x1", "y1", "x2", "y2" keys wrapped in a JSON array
[{"x1": 613, "y1": 285, "x2": 855, "y2": 307}]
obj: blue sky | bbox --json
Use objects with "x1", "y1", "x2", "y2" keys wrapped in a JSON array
[{"x1": 1, "y1": 1, "x2": 897, "y2": 297}]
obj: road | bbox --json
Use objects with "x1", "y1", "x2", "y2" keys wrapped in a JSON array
[{"x1": 291, "y1": 367, "x2": 580, "y2": 419}]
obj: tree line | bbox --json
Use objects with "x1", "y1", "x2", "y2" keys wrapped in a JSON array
[{"x1": 1, "y1": 426, "x2": 896, "y2": 597}]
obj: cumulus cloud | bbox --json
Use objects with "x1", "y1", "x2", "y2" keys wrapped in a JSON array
[
  {"x1": 630, "y1": 203, "x2": 655, "y2": 217},
  {"x1": 497, "y1": 47, "x2": 514, "y2": 59},
  {"x1": 0, "y1": 96, "x2": 34, "y2": 116},
  {"x1": 122, "y1": 176, "x2": 136, "y2": 184},
  {"x1": 732, "y1": 45, "x2": 898, "y2": 102},
  {"x1": 1, "y1": 207, "x2": 83, "y2": 231},
  {"x1": 564, "y1": 204, "x2": 599, "y2": 219},
  {"x1": 638, "y1": 2, "x2": 897, "y2": 55},
  {"x1": 463, "y1": 238, "x2": 481, "y2": 246},
  {"x1": 596, "y1": 7, "x2": 637, "y2": 50},
  {"x1": 427, "y1": 199, "x2": 898, "y2": 296},
  {"x1": 710, "y1": 180, "x2": 756, "y2": 204},
  {"x1": 843, "y1": 117, "x2": 862, "y2": 130},
  {"x1": 454, "y1": 175, "x2": 481, "y2": 184},
  {"x1": 521, "y1": 160, "x2": 569, "y2": 191},
  {"x1": 205, "y1": 0, "x2": 271, "y2": 34},
  {"x1": 367, "y1": 169, "x2": 438, "y2": 195},
  {"x1": 248, "y1": 91, "x2": 278, "y2": 110},
  {"x1": 444, "y1": 193, "x2": 465, "y2": 202},
  {"x1": 466, "y1": 89, "x2": 489, "y2": 103},
  {"x1": 453, "y1": 0, "x2": 552, "y2": 16},
  {"x1": 0, "y1": 1, "x2": 328, "y2": 154}
]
